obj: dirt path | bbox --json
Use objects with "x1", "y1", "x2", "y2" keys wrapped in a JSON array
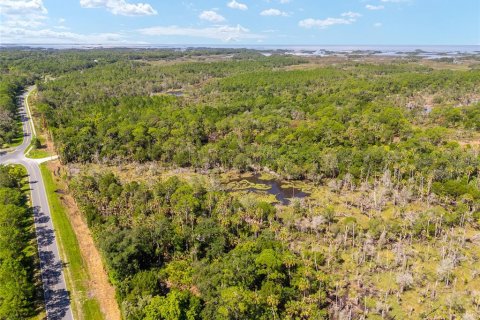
[{"x1": 47, "y1": 161, "x2": 121, "y2": 320}]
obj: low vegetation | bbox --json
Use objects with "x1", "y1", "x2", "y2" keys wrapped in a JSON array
[
  {"x1": 26, "y1": 136, "x2": 52, "y2": 159},
  {"x1": 2, "y1": 48, "x2": 480, "y2": 319}
]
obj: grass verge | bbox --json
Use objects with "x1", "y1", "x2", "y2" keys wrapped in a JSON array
[
  {"x1": 25, "y1": 136, "x2": 53, "y2": 159},
  {"x1": 40, "y1": 163, "x2": 104, "y2": 320},
  {"x1": 27, "y1": 148, "x2": 53, "y2": 159}
]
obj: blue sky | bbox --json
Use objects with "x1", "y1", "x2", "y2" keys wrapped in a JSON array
[{"x1": 1, "y1": 0, "x2": 479, "y2": 45}]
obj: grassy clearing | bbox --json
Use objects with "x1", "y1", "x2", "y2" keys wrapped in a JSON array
[
  {"x1": 25, "y1": 136, "x2": 53, "y2": 159},
  {"x1": 40, "y1": 163, "x2": 103, "y2": 320},
  {"x1": 27, "y1": 148, "x2": 53, "y2": 159}
]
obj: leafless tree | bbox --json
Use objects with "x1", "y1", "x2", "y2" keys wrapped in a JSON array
[
  {"x1": 396, "y1": 271, "x2": 414, "y2": 293},
  {"x1": 437, "y1": 257, "x2": 455, "y2": 286}
]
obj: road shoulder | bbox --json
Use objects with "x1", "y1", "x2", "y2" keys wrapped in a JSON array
[{"x1": 41, "y1": 161, "x2": 119, "y2": 320}]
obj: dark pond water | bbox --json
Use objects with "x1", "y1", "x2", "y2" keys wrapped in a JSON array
[
  {"x1": 229, "y1": 174, "x2": 310, "y2": 205},
  {"x1": 167, "y1": 91, "x2": 184, "y2": 97}
]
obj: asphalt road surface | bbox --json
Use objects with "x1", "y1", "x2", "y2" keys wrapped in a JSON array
[{"x1": 0, "y1": 87, "x2": 74, "y2": 320}]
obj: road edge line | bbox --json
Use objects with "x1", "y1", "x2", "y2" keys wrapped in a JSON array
[{"x1": 25, "y1": 86, "x2": 37, "y2": 137}]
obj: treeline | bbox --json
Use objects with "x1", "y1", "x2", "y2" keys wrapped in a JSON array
[
  {"x1": 0, "y1": 48, "x2": 299, "y2": 77},
  {"x1": 37, "y1": 55, "x2": 304, "y2": 108},
  {"x1": 0, "y1": 166, "x2": 36, "y2": 319},
  {"x1": 36, "y1": 62, "x2": 480, "y2": 185},
  {"x1": 0, "y1": 75, "x2": 27, "y2": 147},
  {"x1": 71, "y1": 173, "x2": 329, "y2": 319}
]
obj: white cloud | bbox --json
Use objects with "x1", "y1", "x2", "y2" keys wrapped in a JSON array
[
  {"x1": 80, "y1": 0, "x2": 157, "y2": 16},
  {"x1": 374, "y1": 22, "x2": 383, "y2": 27},
  {"x1": 0, "y1": 0, "x2": 137, "y2": 44},
  {"x1": 0, "y1": 0, "x2": 47, "y2": 14},
  {"x1": 261, "y1": 8, "x2": 289, "y2": 17},
  {"x1": 79, "y1": 0, "x2": 103, "y2": 7},
  {"x1": 0, "y1": 25, "x2": 125, "y2": 44},
  {"x1": 139, "y1": 24, "x2": 264, "y2": 42},
  {"x1": 2, "y1": 15, "x2": 46, "y2": 28},
  {"x1": 0, "y1": 0, "x2": 48, "y2": 28},
  {"x1": 199, "y1": 10, "x2": 226, "y2": 22},
  {"x1": 366, "y1": 4, "x2": 385, "y2": 10},
  {"x1": 299, "y1": 12, "x2": 360, "y2": 29},
  {"x1": 381, "y1": 0, "x2": 409, "y2": 2},
  {"x1": 299, "y1": 18, "x2": 351, "y2": 29},
  {"x1": 279, "y1": 0, "x2": 291, "y2": 3},
  {"x1": 341, "y1": 11, "x2": 361, "y2": 19},
  {"x1": 227, "y1": 0, "x2": 247, "y2": 11}
]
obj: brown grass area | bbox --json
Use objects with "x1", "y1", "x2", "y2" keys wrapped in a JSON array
[
  {"x1": 46, "y1": 161, "x2": 121, "y2": 320},
  {"x1": 419, "y1": 58, "x2": 480, "y2": 71},
  {"x1": 459, "y1": 139, "x2": 480, "y2": 147},
  {"x1": 136, "y1": 54, "x2": 238, "y2": 65},
  {"x1": 451, "y1": 130, "x2": 480, "y2": 148},
  {"x1": 283, "y1": 56, "x2": 480, "y2": 71}
]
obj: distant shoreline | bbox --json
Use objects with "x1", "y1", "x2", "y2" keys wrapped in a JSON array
[
  {"x1": 1, "y1": 43, "x2": 479, "y2": 51},
  {"x1": 2, "y1": 44, "x2": 479, "y2": 59}
]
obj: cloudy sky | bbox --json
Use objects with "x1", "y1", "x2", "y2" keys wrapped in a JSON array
[{"x1": 1, "y1": 0, "x2": 479, "y2": 45}]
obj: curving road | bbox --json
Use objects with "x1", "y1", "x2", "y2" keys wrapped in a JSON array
[{"x1": 0, "y1": 87, "x2": 73, "y2": 320}]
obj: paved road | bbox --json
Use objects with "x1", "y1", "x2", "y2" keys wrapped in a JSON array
[{"x1": 0, "y1": 87, "x2": 74, "y2": 320}]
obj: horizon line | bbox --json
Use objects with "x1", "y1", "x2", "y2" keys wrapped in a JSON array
[{"x1": 1, "y1": 43, "x2": 479, "y2": 47}]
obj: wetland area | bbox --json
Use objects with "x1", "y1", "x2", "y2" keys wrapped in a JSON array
[{"x1": 225, "y1": 173, "x2": 310, "y2": 205}]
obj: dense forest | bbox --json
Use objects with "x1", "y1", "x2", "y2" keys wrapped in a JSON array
[
  {"x1": 0, "y1": 75, "x2": 26, "y2": 147},
  {"x1": 2, "y1": 48, "x2": 480, "y2": 319},
  {"x1": 71, "y1": 173, "x2": 329, "y2": 319},
  {"x1": 0, "y1": 166, "x2": 37, "y2": 319},
  {"x1": 37, "y1": 58, "x2": 480, "y2": 184}
]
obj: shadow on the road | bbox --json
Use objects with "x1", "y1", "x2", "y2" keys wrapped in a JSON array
[
  {"x1": 45, "y1": 288, "x2": 71, "y2": 319},
  {"x1": 36, "y1": 215, "x2": 51, "y2": 224},
  {"x1": 33, "y1": 207, "x2": 53, "y2": 246},
  {"x1": 19, "y1": 110, "x2": 29, "y2": 123},
  {"x1": 39, "y1": 251, "x2": 63, "y2": 286},
  {"x1": 40, "y1": 252, "x2": 72, "y2": 319},
  {"x1": 36, "y1": 225, "x2": 54, "y2": 246},
  {"x1": 33, "y1": 206, "x2": 72, "y2": 318}
]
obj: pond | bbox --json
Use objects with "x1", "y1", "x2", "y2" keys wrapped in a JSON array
[
  {"x1": 166, "y1": 90, "x2": 184, "y2": 97},
  {"x1": 227, "y1": 174, "x2": 310, "y2": 205}
]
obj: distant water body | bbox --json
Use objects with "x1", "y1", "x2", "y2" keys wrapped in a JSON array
[{"x1": 2, "y1": 44, "x2": 479, "y2": 58}]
